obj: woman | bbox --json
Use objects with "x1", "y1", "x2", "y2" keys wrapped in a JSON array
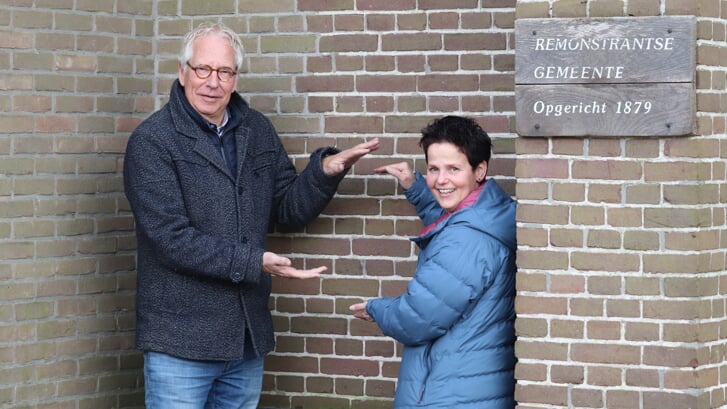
[{"x1": 350, "y1": 116, "x2": 517, "y2": 408}]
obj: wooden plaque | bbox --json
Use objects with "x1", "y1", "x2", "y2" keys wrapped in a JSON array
[
  {"x1": 515, "y1": 16, "x2": 696, "y2": 137},
  {"x1": 516, "y1": 83, "x2": 694, "y2": 137}
]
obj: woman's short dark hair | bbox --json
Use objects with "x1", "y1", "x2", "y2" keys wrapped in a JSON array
[{"x1": 419, "y1": 116, "x2": 492, "y2": 169}]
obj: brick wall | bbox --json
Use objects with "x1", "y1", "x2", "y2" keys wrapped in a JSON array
[
  {"x1": 0, "y1": 1, "x2": 153, "y2": 408},
  {"x1": 0, "y1": 1, "x2": 516, "y2": 408},
  {"x1": 231, "y1": 2, "x2": 517, "y2": 408},
  {"x1": 514, "y1": 1, "x2": 727, "y2": 409},
  {"x1": 1, "y1": 0, "x2": 724, "y2": 409}
]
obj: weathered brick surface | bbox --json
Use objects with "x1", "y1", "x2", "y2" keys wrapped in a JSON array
[
  {"x1": 2, "y1": 0, "x2": 725, "y2": 408},
  {"x1": 513, "y1": 2, "x2": 727, "y2": 408},
  {"x1": 0, "y1": 0, "x2": 150, "y2": 406}
]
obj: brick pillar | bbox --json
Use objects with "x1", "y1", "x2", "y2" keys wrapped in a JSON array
[{"x1": 514, "y1": 1, "x2": 727, "y2": 408}]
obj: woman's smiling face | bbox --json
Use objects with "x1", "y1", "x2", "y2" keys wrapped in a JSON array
[{"x1": 425, "y1": 142, "x2": 486, "y2": 213}]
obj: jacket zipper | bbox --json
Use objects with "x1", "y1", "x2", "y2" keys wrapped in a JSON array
[{"x1": 417, "y1": 344, "x2": 433, "y2": 404}]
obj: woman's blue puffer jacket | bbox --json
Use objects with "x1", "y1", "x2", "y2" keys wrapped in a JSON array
[{"x1": 366, "y1": 173, "x2": 517, "y2": 408}]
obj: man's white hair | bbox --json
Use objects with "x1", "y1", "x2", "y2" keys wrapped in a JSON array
[{"x1": 179, "y1": 22, "x2": 244, "y2": 70}]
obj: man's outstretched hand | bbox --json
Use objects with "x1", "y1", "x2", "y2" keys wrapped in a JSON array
[
  {"x1": 322, "y1": 138, "x2": 381, "y2": 176},
  {"x1": 262, "y1": 251, "x2": 325, "y2": 279}
]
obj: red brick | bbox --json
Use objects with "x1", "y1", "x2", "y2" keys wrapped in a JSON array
[
  {"x1": 357, "y1": 75, "x2": 416, "y2": 92},
  {"x1": 324, "y1": 116, "x2": 383, "y2": 134},
  {"x1": 444, "y1": 32, "x2": 507, "y2": 50},
  {"x1": 296, "y1": 75, "x2": 354, "y2": 92},
  {"x1": 320, "y1": 34, "x2": 378, "y2": 52},
  {"x1": 297, "y1": 0, "x2": 354, "y2": 11},
  {"x1": 320, "y1": 357, "x2": 379, "y2": 376},
  {"x1": 572, "y1": 344, "x2": 641, "y2": 365},
  {"x1": 418, "y1": 74, "x2": 480, "y2": 92},
  {"x1": 357, "y1": 0, "x2": 416, "y2": 10},
  {"x1": 382, "y1": 33, "x2": 441, "y2": 51}
]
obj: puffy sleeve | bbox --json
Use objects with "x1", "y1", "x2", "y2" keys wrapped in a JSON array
[{"x1": 366, "y1": 224, "x2": 504, "y2": 346}]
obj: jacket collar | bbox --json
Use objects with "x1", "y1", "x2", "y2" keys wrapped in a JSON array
[
  {"x1": 168, "y1": 80, "x2": 248, "y2": 179},
  {"x1": 171, "y1": 79, "x2": 245, "y2": 138}
]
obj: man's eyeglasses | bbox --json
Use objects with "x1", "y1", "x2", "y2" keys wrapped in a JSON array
[{"x1": 186, "y1": 62, "x2": 237, "y2": 82}]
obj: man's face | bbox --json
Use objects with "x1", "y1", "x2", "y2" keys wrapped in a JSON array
[{"x1": 178, "y1": 34, "x2": 238, "y2": 125}]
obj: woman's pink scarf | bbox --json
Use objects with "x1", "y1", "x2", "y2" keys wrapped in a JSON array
[{"x1": 419, "y1": 181, "x2": 485, "y2": 236}]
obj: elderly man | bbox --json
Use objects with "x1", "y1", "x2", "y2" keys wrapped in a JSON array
[{"x1": 123, "y1": 22, "x2": 379, "y2": 408}]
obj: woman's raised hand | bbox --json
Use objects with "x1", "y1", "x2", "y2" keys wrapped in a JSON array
[{"x1": 374, "y1": 162, "x2": 415, "y2": 190}]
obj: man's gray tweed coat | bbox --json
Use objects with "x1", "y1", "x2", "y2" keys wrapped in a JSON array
[{"x1": 123, "y1": 80, "x2": 344, "y2": 361}]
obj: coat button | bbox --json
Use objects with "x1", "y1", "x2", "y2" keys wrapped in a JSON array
[{"x1": 238, "y1": 187, "x2": 244, "y2": 194}]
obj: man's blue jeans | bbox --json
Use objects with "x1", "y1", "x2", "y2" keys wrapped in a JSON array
[{"x1": 143, "y1": 351, "x2": 264, "y2": 409}]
